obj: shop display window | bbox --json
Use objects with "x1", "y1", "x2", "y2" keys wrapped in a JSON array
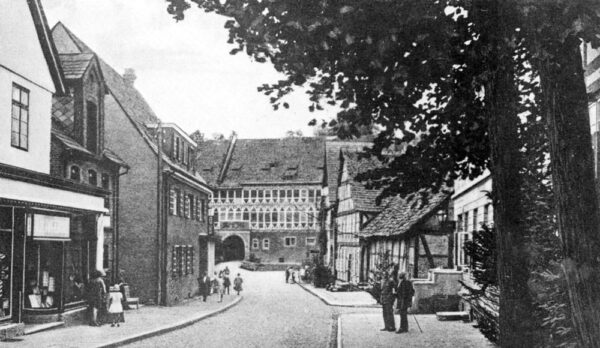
[
  {"x1": 64, "y1": 243, "x2": 86, "y2": 305},
  {"x1": 25, "y1": 241, "x2": 62, "y2": 309},
  {"x1": 0, "y1": 207, "x2": 13, "y2": 319}
]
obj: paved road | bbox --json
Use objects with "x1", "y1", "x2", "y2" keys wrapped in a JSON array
[{"x1": 124, "y1": 262, "x2": 341, "y2": 348}]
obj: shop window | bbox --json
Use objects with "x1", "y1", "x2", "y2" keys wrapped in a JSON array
[
  {"x1": 263, "y1": 239, "x2": 270, "y2": 250},
  {"x1": 0, "y1": 207, "x2": 13, "y2": 319},
  {"x1": 70, "y1": 166, "x2": 81, "y2": 181},
  {"x1": 88, "y1": 170, "x2": 97, "y2": 186},
  {"x1": 25, "y1": 241, "x2": 63, "y2": 309},
  {"x1": 11, "y1": 84, "x2": 29, "y2": 150},
  {"x1": 252, "y1": 238, "x2": 259, "y2": 250},
  {"x1": 284, "y1": 237, "x2": 297, "y2": 247}
]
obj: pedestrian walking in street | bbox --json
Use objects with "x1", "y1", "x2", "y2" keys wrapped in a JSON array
[
  {"x1": 396, "y1": 272, "x2": 415, "y2": 334},
  {"x1": 234, "y1": 273, "x2": 244, "y2": 295},
  {"x1": 198, "y1": 272, "x2": 211, "y2": 301},
  {"x1": 285, "y1": 267, "x2": 291, "y2": 283},
  {"x1": 212, "y1": 272, "x2": 219, "y2": 294},
  {"x1": 107, "y1": 285, "x2": 124, "y2": 327},
  {"x1": 380, "y1": 273, "x2": 397, "y2": 332},
  {"x1": 217, "y1": 272, "x2": 225, "y2": 302},
  {"x1": 87, "y1": 270, "x2": 106, "y2": 326},
  {"x1": 223, "y1": 273, "x2": 231, "y2": 295}
]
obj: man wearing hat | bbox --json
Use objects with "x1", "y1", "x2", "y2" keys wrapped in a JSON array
[{"x1": 396, "y1": 272, "x2": 415, "y2": 333}]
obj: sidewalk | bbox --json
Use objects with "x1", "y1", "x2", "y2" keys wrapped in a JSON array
[
  {"x1": 339, "y1": 313, "x2": 495, "y2": 348},
  {"x1": 6, "y1": 294, "x2": 242, "y2": 348},
  {"x1": 296, "y1": 282, "x2": 379, "y2": 308}
]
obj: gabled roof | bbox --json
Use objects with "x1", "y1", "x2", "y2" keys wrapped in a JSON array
[
  {"x1": 342, "y1": 150, "x2": 383, "y2": 212},
  {"x1": 324, "y1": 140, "x2": 372, "y2": 203},
  {"x1": 58, "y1": 53, "x2": 95, "y2": 79},
  {"x1": 51, "y1": 130, "x2": 129, "y2": 168},
  {"x1": 50, "y1": 23, "x2": 207, "y2": 186},
  {"x1": 360, "y1": 190, "x2": 450, "y2": 238},
  {"x1": 196, "y1": 137, "x2": 325, "y2": 187},
  {"x1": 28, "y1": 0, "x2": 66, "y2": 94}
]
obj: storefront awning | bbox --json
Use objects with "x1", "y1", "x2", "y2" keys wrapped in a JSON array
[{"x1": 0, "y1": 177, "x2": 107, "y2": 214}]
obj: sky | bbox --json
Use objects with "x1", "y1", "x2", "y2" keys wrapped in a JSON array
[{"x1": 43, "y1": 0, "x2": 336, "y2": 139}]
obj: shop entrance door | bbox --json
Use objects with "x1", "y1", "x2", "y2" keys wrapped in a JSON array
[{"x1": 0, "y1": 207, "x2": 26, "y2": 324}]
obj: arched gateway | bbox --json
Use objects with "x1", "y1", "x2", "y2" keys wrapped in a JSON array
[{"x1": 221, "y1": 235, "x2": 245, "y2": 261}]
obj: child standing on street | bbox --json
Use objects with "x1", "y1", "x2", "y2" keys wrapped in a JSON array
[
  {"x1": 107, "y1": 285, "x2": 124, "y2": 327},
  {"x1": 234, "y1": 273, "x2": 244, "y2": 296}
]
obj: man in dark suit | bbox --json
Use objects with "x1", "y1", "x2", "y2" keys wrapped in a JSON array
[
  {"x1": 199, "y1": 272, "x2": 211, "y2": 302},
  {"x1": 396, "y1": 272, "x2": 415, "y2": 333},
  {"x1": 380, "y1": 273, "x2": 397, "y2": 332}
]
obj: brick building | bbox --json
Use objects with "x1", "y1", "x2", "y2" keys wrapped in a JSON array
[
  {"x1": 0, "y1": 0, "x2": 109, "y2": 332},
  {"x1": 51, "y1": 23, "x2": 214, "y2": 306},
  {"x1": 197, "y1": 136, "x2": 324, "y2": 266}
]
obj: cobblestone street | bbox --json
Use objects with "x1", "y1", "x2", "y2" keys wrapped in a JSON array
[{"x1": 123, "y1": 262, "x2": 336, "y2": 348}]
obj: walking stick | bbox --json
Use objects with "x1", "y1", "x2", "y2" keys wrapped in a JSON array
[{"x1": 412, "y1": 313, "x2": 423, "y2": 333}]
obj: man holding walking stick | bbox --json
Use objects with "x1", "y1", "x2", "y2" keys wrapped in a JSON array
[{"x1": 396, "y1": 272, "x2": 415, "y2": 333}]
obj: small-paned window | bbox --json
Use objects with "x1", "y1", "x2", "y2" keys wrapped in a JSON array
[
  {"x1": 101, "y1": 173, "x2": 110, "y2": 189},
  {"x1": 11, "y1": 84, "x2": 29, "y2": 150},
  {"x1": 263, "y1": 239, "x2": 270, "y2": 250},
  {"x1": 284, "y1": 237, "x2": 296, "y2": 247},
  {"x1": 169, "y1": 187, "x2": 177, "y2": 215},
  {"x1": 70, "y1": 166, "x2": 81, "y2": 181},
  {"x1": 88, "y1": 170, "x2": 97, "y2": 186}
]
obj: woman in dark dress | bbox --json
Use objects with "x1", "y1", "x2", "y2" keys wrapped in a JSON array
[{"x1": 87, "y1": 270, "x2": 106, "y2": 326}]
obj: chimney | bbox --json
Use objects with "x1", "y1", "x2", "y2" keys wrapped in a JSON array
[{"x1": 123, "y1": 68, "x2": 136, "y2": 87}]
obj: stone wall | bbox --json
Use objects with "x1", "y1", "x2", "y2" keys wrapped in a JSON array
[{"x1": 412, "y1": 269, "x2": 463, "y2": 314}]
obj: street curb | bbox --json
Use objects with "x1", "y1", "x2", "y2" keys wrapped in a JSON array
[
  {"x1": 95, "y1": 296, "x2": 243, "y2": 348},
  {"x1": 296, "y1": 282, "x2": 380, "y2": 308},
  {"x1": 337, "y1": 315, "x2": 342, "y2": 348}
]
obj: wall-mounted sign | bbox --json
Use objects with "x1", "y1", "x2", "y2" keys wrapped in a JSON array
[{"x1": 33, "y1": 214, "x2": 70, "y2": 240}]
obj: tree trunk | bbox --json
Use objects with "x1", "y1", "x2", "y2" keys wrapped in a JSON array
[
  {"x1": 480, "y1": 1, "x2": 540, "y2": 346},
  {"x1": 537, "y1": 37, "x2": 600, "y2": 348}
]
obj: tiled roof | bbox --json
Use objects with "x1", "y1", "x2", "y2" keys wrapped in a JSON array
[
  {"x1": 343, "y1": 151, "x2": 384, "y2": 212},
  {"x1": 103, "y1": 148, "x2": 129, "y2": 168},
  {"x1": 195, "y1": 140, "x2": 231, "y2": 184},
  {"x1": 52, "y1": 95, "x2": 75, "y2": 135},
  {"x1": 58, "y1": 53, "x2": 94, "y2": 79},
  {"x1": 52, "y1": 130, "x2": 92, "y2": 156},
  {"x1": 197, "y1": 137, "x2": 325, "y2": 187},
  {"x1": 325, "y1": 140, "x2": 372, "y2": 203},
  {"x1": 50, "y1": 23, "x2": 207, "y2": 186},
  {"x1": 360, "y1": 190, "x2": 450, "y2": 238}
]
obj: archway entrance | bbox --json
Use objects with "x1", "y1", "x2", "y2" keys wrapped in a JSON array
[{"x1": 221, "y1": 235, "x2": 245, "y2": 261}]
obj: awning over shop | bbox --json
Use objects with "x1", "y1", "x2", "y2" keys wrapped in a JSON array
[{"x1": 0, "y1": 177, "x2": 107, "y2": 213}]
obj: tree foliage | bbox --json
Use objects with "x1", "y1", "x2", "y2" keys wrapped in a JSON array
[{"x1": 166, "y1": 0, "x2": 600, "y2": 346}]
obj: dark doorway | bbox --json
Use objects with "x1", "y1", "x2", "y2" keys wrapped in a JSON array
[{"x1": 221, "y1": 236, "x2": 245, "y2": 261}]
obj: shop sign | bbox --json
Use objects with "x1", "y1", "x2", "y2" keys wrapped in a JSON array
[{"x1": 32, "y1": 214, "x2": 70, "y2": 240}]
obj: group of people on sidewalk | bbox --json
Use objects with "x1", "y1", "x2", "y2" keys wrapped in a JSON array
[
  {"x1": 198, "y1": 267, "x2": 244, "y2": 303},
  {"x1": 86, "y1": 270, "x2": 127, "y2": 327},
  {"x1": 285, "y1": 265, "x2": 308, "y2": 284},
  {"x1": 380, "y1": 272, "x2": 415, "y2": 334}
]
